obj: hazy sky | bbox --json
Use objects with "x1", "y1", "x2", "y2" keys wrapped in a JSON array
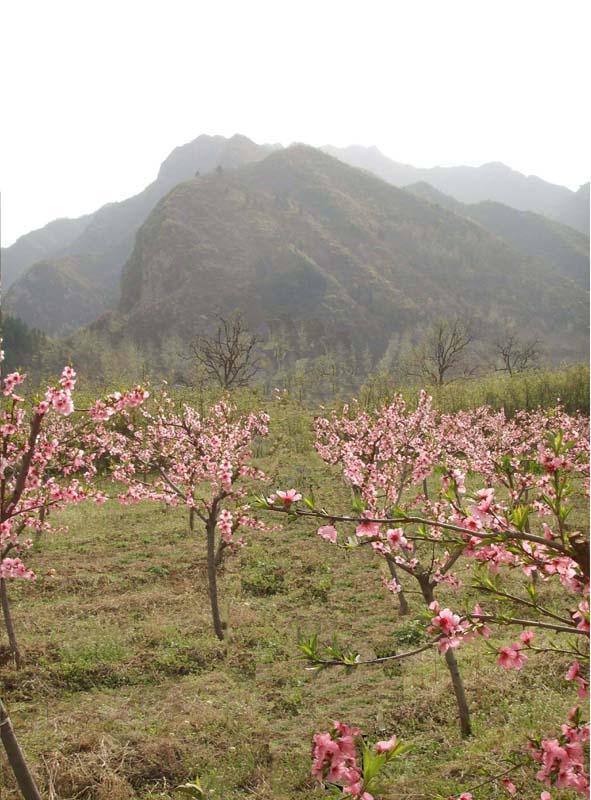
[{"x1": 1, "y1": 0, "x2": 589, "y2": 246}]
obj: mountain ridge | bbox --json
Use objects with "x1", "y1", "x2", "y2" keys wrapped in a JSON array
[
  {"x1": 322, "y1": 144, "x2": 590, "y2": 234},
  {"x1": 4, "y1": 136, "x2": 588, "y2": 345},
  {"x1": 109, "y1": 145, "x2": 588, "y2": 365},
  {"x1": 4, "y1": 134, "x2": 277, "y2": 332}
]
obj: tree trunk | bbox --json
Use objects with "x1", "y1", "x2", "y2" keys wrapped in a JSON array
[
  {"x1": 189, "y1": 507, "x2": 195, "y2": 532},
  {"x1": 35, "y1": 507, "x2": 47, "y2": 544},
  {"x1": 422, "y1": 478, "x2": 429, "y2": 500},
  {"x1": 0, "y1": 578, "x2": 22, "y2": 670},
  {"x1": 387, "y1": 559, "x2": 410, "y2": 615},
  {"x1": 0, "y1": 699, "x2": 42, "y2": 800},
  {"x1": 214, "y1": 540, "x2": 226, "y2": 569},
  {"x1": 418, "y1": 575, "x2": 471, "y2": 737},
  {"x1": 206, "y1": 519, "x2": 224, "y2": 640},
  {"x1": 444, "y1": 647, "x2": 472, "y2": 737}
]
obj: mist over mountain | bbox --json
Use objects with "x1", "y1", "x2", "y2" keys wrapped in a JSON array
[
  {"x1": 106, "y1": 146, "x2": 587, "y2": 365},
  {"x1": 1, "y1": 215, "x2": 93, "y2": 289},
  {"x1": 3, "y1": 135, "x2": 277, "y2": 333},
  {"x1": 3, "y1": 135, "x2": 588, "y2": 368},
  {"x1": 322, "y1": 145, "x2": 590, "y2": 235},
  {"x1": 405, "y1": 182, "x2": 589, "y2": 288}
]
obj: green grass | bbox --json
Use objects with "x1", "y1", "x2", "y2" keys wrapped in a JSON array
[
  {"x1": 0, "y1": 413, "x2": 587, "y2": 799},
  {"x1": 360, "y1": 364, "x2": 590, "y2": 416}
]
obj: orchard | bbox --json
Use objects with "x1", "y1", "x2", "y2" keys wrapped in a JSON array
[{"x1": 0, "y1": 357, "x2": 588, "y2": 799}]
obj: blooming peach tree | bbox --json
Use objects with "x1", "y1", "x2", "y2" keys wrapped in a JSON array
[
  {"x1": 0, "y1": 365, "x2": 148, "y2": 668},
  {"x1": 265, "y1": 392, "x2": 475, "y2": 735},
  {"x1": 259, "y1": 395, "x2": 589, "y2": 797},
  {"x1": 0, "y1": 358, "x2": 148, "y2": 800},
  {"x1": 102, "y1": 390, "x2": 271, "y2": 639}
]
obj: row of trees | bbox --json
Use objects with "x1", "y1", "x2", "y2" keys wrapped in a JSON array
[
  {"x1": 183, "y1": 313, "x2": 542, "y2": 393},
  {"x1": 6, "y1": 311, "x2": 544, "y2": 396},
  {"x1": 0, "y1": 355, "x2": 588, "y2": 798}
]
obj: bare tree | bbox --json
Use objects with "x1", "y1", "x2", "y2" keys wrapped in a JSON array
[
  {"x1": 189, "y1": 313, "x2": 261, "y2": 389},
  {"x1": 405, "y1": 317, "x2": 474, "y2": 386},
  {"x1": 495, "y1": 333, "x2": 540, "y2": 377}
]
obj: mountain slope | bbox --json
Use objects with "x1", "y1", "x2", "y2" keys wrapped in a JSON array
[
  {"x1": 113, "y1": 146, "x2": 588, "y2": 363},
  {"x1": 322, "y1": 145, "x2": 590, "y2": 234},
  {"x1": 406, "y1": 182, "x2": 589, "y2": 288},
  {"x1": 4, "y1": 135, "x2": 278, "y2": 332},
  {"x1": 1, "y1": 214, "x2": 92, "y2": 289}
]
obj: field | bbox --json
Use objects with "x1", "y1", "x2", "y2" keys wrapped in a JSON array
[{"x1": 0, "y1": 389, "x2": 586, "y2": 800}]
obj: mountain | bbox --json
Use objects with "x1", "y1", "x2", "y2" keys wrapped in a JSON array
[
  {"x1": 322, "y1": 145, "x2": 590, "y2": 235},
  {"x1": 108, "y1": 146, "x2": 587, "y2": 364},
  {"x1": 1, "y1": 214, "x2": 93, "y2": 289},
  {"x1": 401, "y1": 181, "x2": 464, "y2": 211},
  {"x1": 3, "y1": 135, "x2": 279, "y2": 333},
  {"x1": 406, "y1": 182, "x2": 589, "y2": 288}
]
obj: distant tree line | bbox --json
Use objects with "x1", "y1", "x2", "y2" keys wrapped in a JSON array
[{"x1": 0, "y1": 315, "x2": 47, "y2": 374}]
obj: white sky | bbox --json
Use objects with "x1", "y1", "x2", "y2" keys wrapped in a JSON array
[{"x1": 1, "y1": 0, "x2": 589, "y2": 246}]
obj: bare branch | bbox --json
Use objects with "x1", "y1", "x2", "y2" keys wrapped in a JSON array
[
  {"x1": 188, "y1": 313, "x2": 261, "y2": 389},
  {"x1": 495, "y1": 332, "x2": 540, "y2": 377},
  {"x1": 405, "y1": 317, "x2": 474, "y2": 386}
]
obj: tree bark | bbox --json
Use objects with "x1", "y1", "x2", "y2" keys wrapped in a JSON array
[
  {"x1": 0, "y1": 578, "x2": 22, "y2": 670},
  {"x1": 206, "y1": 518, "x2": 224, "y2": 640},
  {"x1": 0, "y1": 699, "x2": 42, "y2": 800},
  {"x1": 444, "y1": 647, "x2": 472, "y2": 737},
  {"x1": 418, "y1": 575, "x2": 472, "y2": 737},
  {"x1": 214, "y1": 540, "x2": 227, "y2": 569}
]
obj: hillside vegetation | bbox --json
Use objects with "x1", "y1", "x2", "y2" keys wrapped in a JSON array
[
  {"x1": 406, "y1": 182, "x2": 589, "y2": 287},
  {"x1": 113, "y1": 146, "x2": 588, "y2": 364}
]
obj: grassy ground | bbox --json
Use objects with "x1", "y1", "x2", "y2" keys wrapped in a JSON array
[
  {"x1": 358, "y1": 364, "x2": 590, "y2": 416},
  {"x1": 0, "y1": 402, "x2": 586, "y2": 799}
]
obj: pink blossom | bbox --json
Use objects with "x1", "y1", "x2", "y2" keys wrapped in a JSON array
[
  {"x1": 356, "y1": 520, "x2": 380, "y2": 537},
  {"x1": 318, "y1": 525, "x2": 338, "y2": 543},
  {"x1": 375, "y1": 735, "x2": 398, "y2": 753},
  {"x1": 49, "y1": 390, "x2": 74, "y2": 416},
  {"x1": 566, "y1": 661, "x2": 589, "y2": 699},
  {"x1": 386, "y1": 527, "x2": 408, "y2": 549},
  {"x1": 275, "y1": 489, "x2": 302, "y2": 505},
  {"x1": 573, "y1": 601, "x2": 589, "y2": 632},
  {"x1": 476, "y1": 487, "x2": 495, "y2": 512},
  {"x1": 497, "y1": 643, "x2": 528, "y2": 670},
  {"x1": 431, "y1": 607, "x2": 461, "y2": 636}
]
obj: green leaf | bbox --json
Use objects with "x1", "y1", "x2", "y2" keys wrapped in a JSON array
[
  {"x1": 511, "y1": 505, "x2": 529, "y2": 532},
  {"x1": 343, "y1": 536, "x2": 360, "y2": 550},
  {"x1": 176, "y1": 776, "x2": 206, "y2": 798},
  {"x1": 526, "y1": 582, "x2": 538, "y2": 602},
  {"x1": 361, "y1": 740, "x2": 387, "y2": 784},
  {"x1": 252, "y1": 494, "x2": 271, "y2": 509},
  {"x1": 351, "y1": 496, "x2": 366, "y2": 513},
  {"x1": 297, "y1": 633, "x2": 318, "y2": 660}
]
